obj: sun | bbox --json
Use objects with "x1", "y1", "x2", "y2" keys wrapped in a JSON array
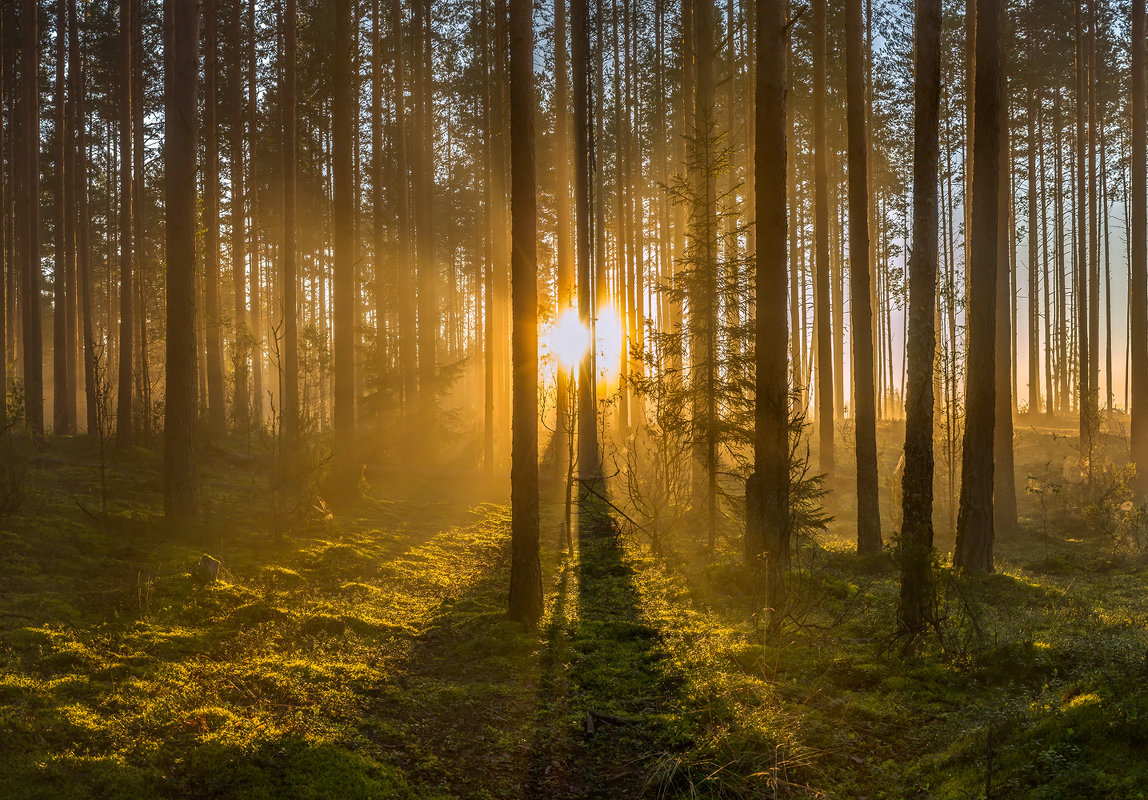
[{"x1": 548, "y1": 307, "x2": 591, "y2": 370}]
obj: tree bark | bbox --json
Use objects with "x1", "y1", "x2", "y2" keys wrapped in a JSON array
[
  {"x1": 954, "y1": 0, "x2": 1002, "y2": 573},
  {"x1": 900, "y1": 0, "x2": 941, "y2": 633},
  {"x1": 1132, "y1": 0, "x2": 1147, "y2": 487},
  {"x1": 22, "y1": 0, "x2": 44, "y2": 432},
  {"x1": 281, "y1": 0, "x2": 299, "y2": 457},
  {"x1": 846, "y1": 0, "x2": 881, "y2": 555},
  {"x1": 1075, "y1": 0, "x2": 1092, "y2": 466},
  {"x1": 573, "y1": 0, "x2": 598, "y2": 481},
  {"x1": 507, "y1": 0, "x2": 542, "y2": 625},
  {"x1": 812, "y1": 0, "x2": 834, "y2": 476},
  {"x1": 203, "y1": 0, "x2": 225, "y2": 438},
  {"x1": 994, "y1": 69, "x2": 1017, "y2": 536},
  {"x1": 53, "y1": 0, "x2": 71, "y2": 434},
  {"x1": 333, "y1": 0, "x2": 356, "y2": 481},
  {"x1": 749, "y1": 0, "x2": 789, "y2": 614},
  {"x1": 231, "y1": 0, "x2": 249, "y2": 434},
  {"x1": 164, "y1": 0, "x2": 200, "y2": 520}
]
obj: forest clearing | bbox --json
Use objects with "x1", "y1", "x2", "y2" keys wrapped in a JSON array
[{"x1": 3, "y1": 418, "x2": 1148, "y2": 799}]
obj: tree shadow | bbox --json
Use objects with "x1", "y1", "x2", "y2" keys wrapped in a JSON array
[{"x1": 525, "y1": 488, "x2": 688, "y2": 799}]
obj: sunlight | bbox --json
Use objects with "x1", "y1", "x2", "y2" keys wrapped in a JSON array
[
  {"x1": 549, "y1": 307, "x2": 592, "y2": 370},
  {"x1": 596, "y1": 304, "x2": 623, "y2": 383}
]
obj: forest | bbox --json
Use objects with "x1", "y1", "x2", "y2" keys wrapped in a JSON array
[{"x1": 0, "y1": 0, "x2": 1147, "y2": 795}]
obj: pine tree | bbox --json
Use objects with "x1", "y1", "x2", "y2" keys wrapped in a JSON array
[
  {"x1": 165, "y1": 0, "x2": 200, "y2": 520},
  {"x1": 507, "y1": 0, "x2": 542, "y2": 625},
  {"x1": 954, "y1": 0, "x2": 1002, "y2": 573},
  {"x1": 846, "y1": 0, "x2": 881, "y2": 555},
  {"x1": 900, "y1": 0, "x2": 942, "y2": 632}
]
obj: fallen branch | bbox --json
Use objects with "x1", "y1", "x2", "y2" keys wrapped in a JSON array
[{"x1": 586, "y1": 709, "x2": 643, "y2": 736}]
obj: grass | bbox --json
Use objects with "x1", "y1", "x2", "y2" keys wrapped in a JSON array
[{"x1": 2, "y1": 425, "x2": 1148, "y2": 798}]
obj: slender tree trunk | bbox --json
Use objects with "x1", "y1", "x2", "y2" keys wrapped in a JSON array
[
  {"x1": 231, "y1": 0, "x2": 249, "y2": 435},
  {"x1": 813, "y1": 0, "x2": 833, "y2": 475},
  {"x1": 53, "y1": 0, "x2": 70, "y2": 434},
  {"x1": 22, "y1": 0, "x2": 44, "y2": 432},
  {"x1": 573, "y1": 0, "x2": 598, "y2": 481},
  {"x1": 507, "y1": 0, "x2": 542, "y2": 624},
  {"x1": 1, "y1": 6, "x2": 7, "y2": 403},
  {"x1": 1027, "y1": 83, "x2": 1039, "y2": 415},
  {"x1": 994, "y1": 71, "x2": 1017, "y2": 536},
  {"x1": 333, "y1": 0, "x2": 356, "y2": 480},
  {"x1": 248, "y1": 0, "x2": 262, "y2": 426},
  {"x1": 1087, "y1": 0, "x2": 1099, "y2": 424},
  {"x1": 491, "y1": 0, "x2": 510, "y2": 465},
  {"x1": 693, "y1": 0, "x2": 719, "y2": 545},
  {"x1": 282, "y1": 0, "x2": 299, "y2": 455},
  {"x1": 1075, "y1": 0, "x2": 1092, "y2": 466},
  {"x1": 203, "y1": 0, "x2": 225, "y2": 437},
  {"x1": 165, "y1": 0, "x2": 200, "y2": 519},
  {"x1": 954, "y1": 0, "x2": 1001, "y2": 573},
  {"x1": 554, "y1": 0, "x2": 573, "y2": 473},
  {"x1": 415, "y1": 0, "x2": 436, "y2": 447},
  {"x1": 74, "y1": 1, "x2": 95, "y2": 435},
  {"x1": 392, "y1": 0, "x2": 415, "y2": 436},
  {"x1": 749, "y1": 0, "x2": 789, "y2": 613},
  {"x1": 900, "y1": 0, "x2": 941, "y2": 633},
  {"x1": 1132, "y1": 0, "x2": 1147, "y2": 485},
  {"x1": 133, "y1": 0, "x2": 148, "y2": 441},
  {"x1": 846, "y1": 0, "x2": 881, "y2": 554}
]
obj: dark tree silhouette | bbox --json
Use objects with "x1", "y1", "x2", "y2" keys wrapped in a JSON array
[
  {"x1": 900, "y1": 0, "x2": 942, "y2": 633},
  {"x1": 507, "y1": 0, "x2": 542, "y2": 625},
  {"x1": 954, "y1": 0, "x2": 1003, "y2": 573},
  {"x1": 164, "y1": 0, "x2": 200, "y2": 520}
]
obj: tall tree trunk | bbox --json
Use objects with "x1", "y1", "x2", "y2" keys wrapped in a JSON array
[
  {"x1": 203, "y1": 0, "x2": 224, "y2": 437},
  {"x1": 1, "y1": 6, "x2": 7, "y2": 404},
  {"x1": 573, "y1": 0, "x2": 598, "y2": 481},
  {"x1": 954, "y1": 0, "x2": 1001, "y2": 573},
  {"x1": 1027, "y1": 83, "x2": 1039, "y2": 415},
  {"x1": 507, "y1": 0, "x2": 542, "y2": 624},
  {"x1": 900, "y1": 0, "x2": 942, "y2": 633},
  {"x1": 481, "y1": 0, "x2": 494, "y2": 471},
  {"x1": 554, "y1": 0, "x2": 573, "y2": 471},
  {"x1": 334, "y1": 0, "x2": 356, "y2": 480},
  {"x1": 994, "y1": 70, "x2": 1017, "y2": 535},
  {"x1": 63, "y1": 0, "x2": 78, "y2": 431},
  {"x1": 749, "y1": 0, "x2": 789, "y2": 615},
  {"x1": 846, "y1": 0, "x2": 881, "y2": 554},
  {"x1": 22, "y1": 0, "x2": 44, "y2": 432},
  {"x1": 1075, "y1": 0, "x2": 1091, "y2": 466},
  {"x1": 491, "y1": 0, "x2": 510, "y2": 466},
  {"x1": 1087, "y1": 0, "x2": 1099, "y2": 425},
  {"x1": 414, "y1": 0, "x2": 436, "y2": 450},
  {"x1": 693, "y1": 0, "x2": 718, "y2": 545},
  {"x1": 53, "y1": 0, "x2": 70, "y2": 434},
  {"x1": 281, "y1": 0, "x2": 299, "y2": 456},
  {"x1": 133, "y1": 0, "x2": 148, "y2": 441},
  {"x1": 231, "y1": 0, "x2": 249, "y2": 434},
  {"x1": 392, "y1": 0, "x2": 415, "y2": 435},
  {"x1": 1132, "y1": 0, "x2": 1146, "y2": 487},
  {"x1": 74, "y1": 0, "x2": 95, "y2": 435},
  {"x1": 248, "y1": 0, "x2": 262, "y2": 426},
  {"x1": 812, "y1": 0, "x2": 834, "y2": 475},
  {"x1": 165, "y1": 0, "x2": 200, "y2": 519}
]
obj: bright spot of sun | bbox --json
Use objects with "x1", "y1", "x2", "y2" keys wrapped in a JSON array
[
  {"x1": 596, "y1": 304, "x2": 623, "y2": 382},
  {"x1": 549, "y1": 307, "x2": 591, "y2": 369}
]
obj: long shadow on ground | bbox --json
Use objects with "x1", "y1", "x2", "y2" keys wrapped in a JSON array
[{"x1": 527, "y1": 490, "x2": 688, "y2": 799}]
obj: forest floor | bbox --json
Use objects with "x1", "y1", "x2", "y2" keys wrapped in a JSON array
[{"x1": 2, "y1": 421, "x2": 1148, "y2": 799}]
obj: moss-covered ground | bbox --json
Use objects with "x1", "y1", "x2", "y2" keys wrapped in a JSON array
[{"x1": 2, "y1": 425, "x2": 1148, "y2": 798}]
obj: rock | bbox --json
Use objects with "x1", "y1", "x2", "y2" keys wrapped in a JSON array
[{"x1": 195, "y1": 554, "x2": 222, "y2": 584}]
